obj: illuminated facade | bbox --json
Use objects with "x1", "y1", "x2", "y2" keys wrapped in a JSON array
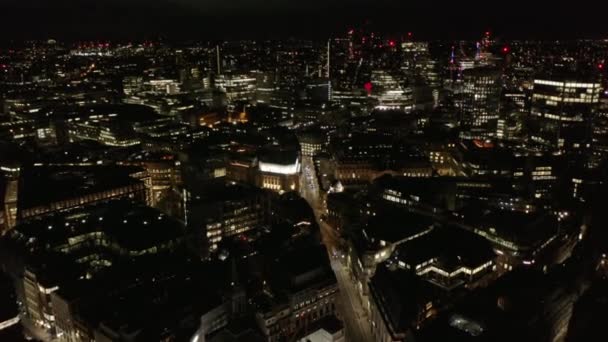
[
  {"x1": 530, "y1": 76, "x2": 601, "y2": 150},
  {"x1": 370, "y1": 70, "x2": 414, "y2": 111},
  {"x1": 215, "y1": 73, "x2": 257, "y2": 103},
  {"x1": 335, "y1": 158, "x2": 433, "y2": 185},
  {"x1": 298, "y1": 131, "x2": 326, "y2": 157},
  {"x1": 257, "y1": 152, "x2": 301, "y2": 193},
  {"x1": 456, "y1": 67, "x2": 501, "y2": 139},
  {"x1": 1, "y1": 179, "x2": 18, "y2": 233},
  {"x1": 187, "y1": 183, "x2": 270, "y2": 252},
  {"x1": 68, "y1": 121, "x2": 141, "y2": 147}
]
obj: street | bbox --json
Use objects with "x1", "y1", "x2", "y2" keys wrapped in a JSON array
[{"x1": 300, "y1": 156, "x2": 373, "y2": 342}]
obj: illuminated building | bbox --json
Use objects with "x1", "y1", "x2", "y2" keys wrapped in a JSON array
[
  {"x1": 148, "y1": 79, "x2": 181, "y2": 95},
  {"x1": 0, "y1": 178, "x2": 18, "y2": 233},
  {"x1": 28, "y1": 104, "x2": 165, "y2": 147},
  {"x1": 215, "y1": 72, "x2": 257, "y2": 104},
  {"x1": 68, "y1": 121, "x2": 141, "y2": 146},
  {"x1": 511, "y1": 153, "x2": 562, "y2": 200},
  {"x1": 456, "y1": 67, "x2": 502, "y2": 139},
  {"x1": 186, "y1": 182, "x2": 270, "y2": 252},
  {"x1": 496, "y1": 112, "x2": 524, "y2": 142},
  {"x1": 529, "y1": 74, "x2": 602, "y2": 151},
  {"x1": 122, "y1": 76, "x2": 144, "y2": 96},
  {"x1": 372, "y1": 174, "x2": 534, "y2": 214},
  {"x1": 118, "y1": 158, "x2": 183, "y2": 216},
  {"x1": 0, "y1": 119, "x2": 43, "y2": 143},
  {"x1": 458, "y1": 206, "x2": 579, "y2": 269},
  {"x1": 298, "y1": 130, "x2": 325, "y2": 157},
  {"x1": 401, "y1": 42, "x2": 430, "y2": 72},
  {"x1": 391, "y1": 226, "x2": 495, "y2": 290},
  {"x1": 335, "y1": 157, "x2": 433, "y2": 186},
  {"x1": 401, "y1": 41, "x2": 441, "y2": 103},
  {"x1": 370, "y1": 70, "x2": 414, "y2": 111},
  {"x1": 256, "y1": 149, "x2": 300, "y2": 193}
]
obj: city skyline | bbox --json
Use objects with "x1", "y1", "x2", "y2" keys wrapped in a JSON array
[{"x1": 1, "y1": 4, "x2": 608, "y2": 342}]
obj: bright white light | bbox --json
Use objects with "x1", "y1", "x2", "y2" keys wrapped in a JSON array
[{"x1": 259, "y1": 159, "x2": 300, "y2": 175}]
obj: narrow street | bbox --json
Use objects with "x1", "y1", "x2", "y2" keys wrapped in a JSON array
[{"x1": 300, "y1": 156, "x2": 373, "y2": 342}]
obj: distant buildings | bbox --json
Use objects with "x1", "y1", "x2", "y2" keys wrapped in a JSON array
[{"x1": 1, "y1": 34, "x2": 608, "y2": 342}]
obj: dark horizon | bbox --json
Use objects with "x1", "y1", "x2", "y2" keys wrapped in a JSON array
[{"x1": 1, "y1": 0, "x2": 607, "y2": 42}]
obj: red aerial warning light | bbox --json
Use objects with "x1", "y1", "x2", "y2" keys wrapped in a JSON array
[
  {"x1": 407, "y1": 32, "x2": 413, "y2": 37},
  {"x1": 364, "y1": 82, "x2": 373, "y2": 94},
  {"x1": 388, "y1": 40, "x2": 396, "y2": 47},
  {"x1": 502, "y1": 46, "x2": 510, "y2": 54},
  {"x1": 485, "y1": 31, "x2": 491, "y2": 36},
  {"x1": 599, "y1": 63, "x2": 605, "y2": 70}
]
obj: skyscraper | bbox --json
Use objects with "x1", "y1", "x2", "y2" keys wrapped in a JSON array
[
  {"x1": 529, "y1": 73, "x2": 601, "y2": 151},
  {"x1": 456, "y1": 67, "x2": 502, "y2": 139}
]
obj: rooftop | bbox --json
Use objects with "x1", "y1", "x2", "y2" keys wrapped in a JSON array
[
  {"x1": 18, "y1": 165, "x2": 145, "y2": 209},
  {"x1": 10, "y1": 199, "x2": 184, "y2": 255},
  {"x1": 34, "y1": 104, "x2": 160, "y2": 123},
  {"x1": 393, "y1": 225, "x2": 495, "y2": 272},
  {"x1": 459, "y1": 206, "x2": 559, "y2": 250},
  {"x1": 364, "y1": 209, "x2": 435, "y2": 246}
]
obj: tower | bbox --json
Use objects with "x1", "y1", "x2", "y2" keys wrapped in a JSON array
[
  {"x1": 529, "y1": 72, "x2": 601, "y2": 152},
  {"x1": 456, "y1": 67, "x2": 502, "y2": 139}
]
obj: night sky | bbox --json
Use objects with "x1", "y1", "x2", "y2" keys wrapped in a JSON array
[{"x1": 0, "y1": 0, "x2": 607, "y2": 41}]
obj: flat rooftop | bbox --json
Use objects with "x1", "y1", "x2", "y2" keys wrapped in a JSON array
[{"x1": 18, "y1": 165, "x2": 145, "y2": 209}]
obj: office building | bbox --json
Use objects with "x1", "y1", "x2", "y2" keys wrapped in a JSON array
[
  {"x1": 456, "y1": 67, "x2": 502, "y2": 139},
  {"x1": 529, "y1": 74, "x2": 602, "y2": 151}
]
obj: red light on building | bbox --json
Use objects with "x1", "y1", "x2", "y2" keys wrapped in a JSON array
[
  {"x1": 388, "y1": 40, "x2": 396, "y2": 47},
  {"x1": 407, "y1": 32, "x2": 413, "y2": 37},
  {"x1": 502, "y1": 46, "x2": 510, "y2": 54},
  {"x1": 599, "y1": 63, "x2": 605, "y2": 70},
  {"x1": 485, "y1": 31, "x2": 491, "y2": 36},
  {"x1": 364, "y1": 82, "x2": 373, "y2": 95}
]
